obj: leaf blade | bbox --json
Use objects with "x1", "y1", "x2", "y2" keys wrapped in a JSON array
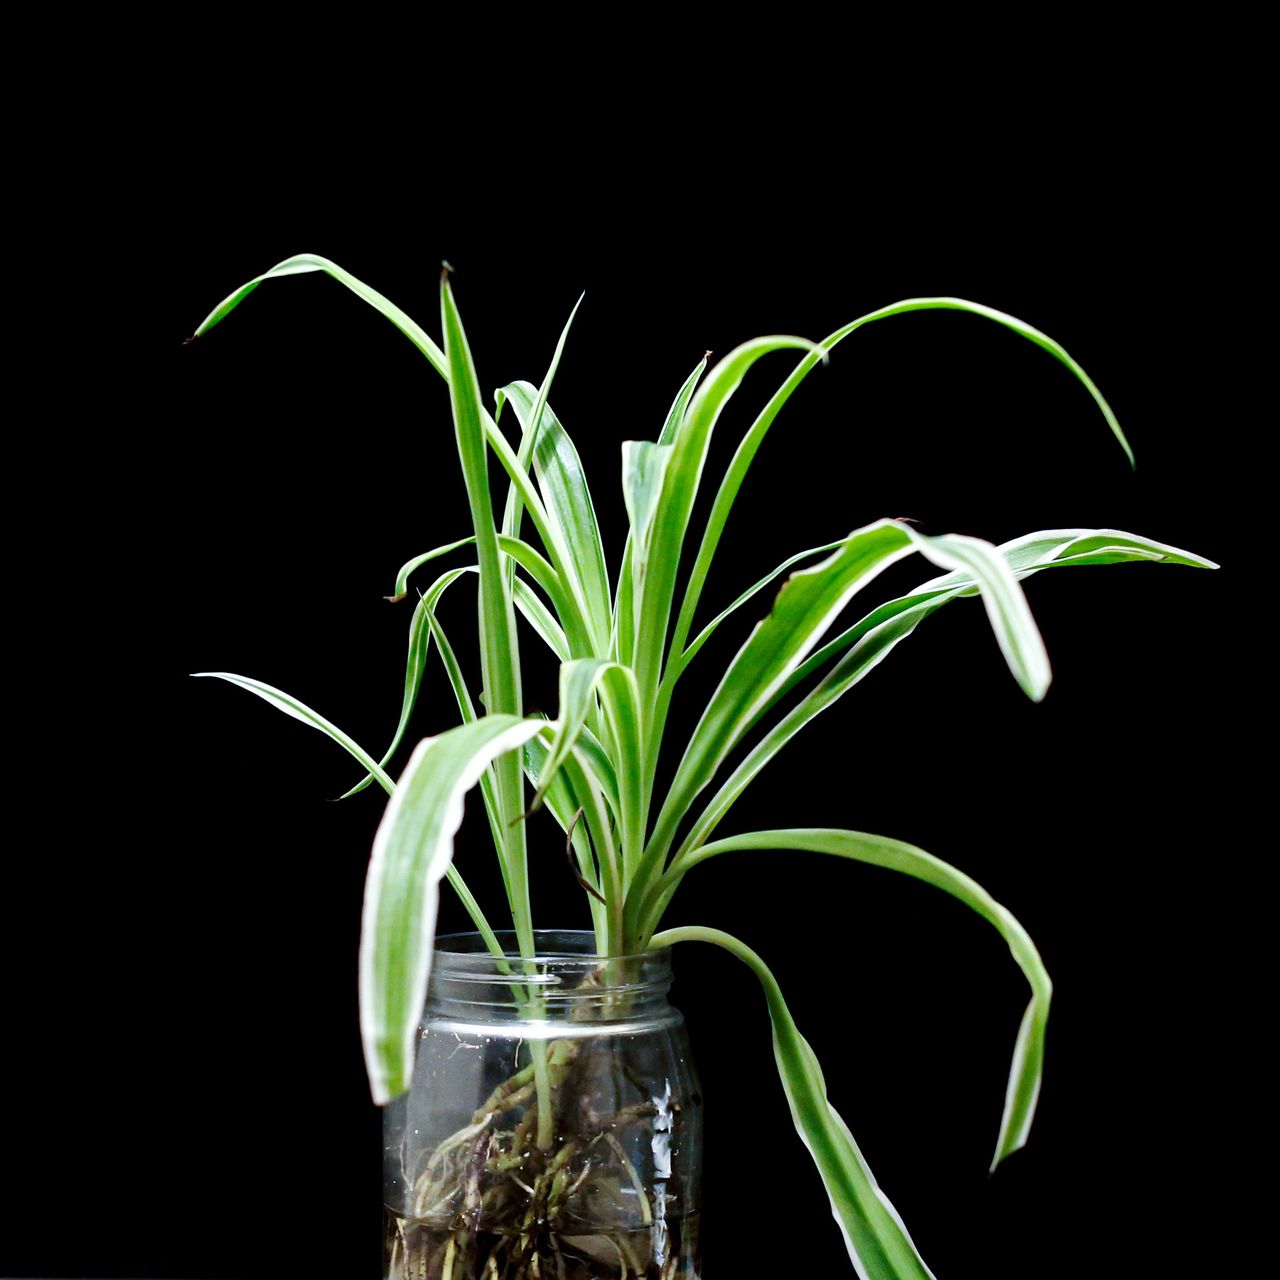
[
  {"x1": 360, "y1": 715, "x2": 547, "y2": 1104},
  {"x1": 651, "y1": 925, "x2": 937, "y2": 1279},
  {"x1": 340, "y1": 567, "x2": 471, "y2": 800},
  {"x1": 667, "y1": 829, "x2": 1053, "y2": 1170},
  {"x1": 190, "y1": 252, "x2": 447, "y2": 375}
]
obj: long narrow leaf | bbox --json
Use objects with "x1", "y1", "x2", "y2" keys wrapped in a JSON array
[
  {"x1": 651, "y1": 925, "x2": 936, "y2": 1280},
  {"x1": 611, "y1": 352, "x2": 711, "y2": 666},
  {"x1": 440, "y1": 274, "x2": 531, "y2": 933},
  {"x1": 522, "y1": 733, "x2": 607, "y2": 941},
  {"x1": 341, "y1": 567, "x2": 471, "y2": 799},
  {"x1": 906, "y1": 530, "x2": 1051, "y2": 702},
  {"x1": 392, "y1": 552, "x2": 572, "y2": 663},
  {"x1": 632, "y1": 335, "x2": 826, "y2": 721},
  {"x1": 190, "y1": 252, "x2": 447, "y2": 375},
  {"x1": 513, "y1": 577, "x2": 572, "y2": 662},
  {"x1": 499, "y1": 296, "x2": 585, "y2": 604},
  {"x1": 530, "y1": 659, "x2": 620, "y2": 812},
  {"x1": 622, "y1": 439, "x2": 674, "y2": 619},
  {"x1": 677, "y1": 527, "x2": 1215, "y2": 860},
  {"x1": 657, "y1": 351, "x2": 711, "y2": 445},
  {"x1": 675, "y1": 537, "x2": 847, "y2": 674},
  {"x1": 411, "y1": 590, "x2": 505, "y2": 859},
  {"x1": 641, "y1": 520, "x2": 1052, "y2": 913},
  {"x1": 389, "y1": 536, "x2": 481, "y2": 600},
  {"x1": 656, "y1": 829, "x2": 1053, "y2": 1170},
  {"x1": 774, "y1": 527, "x2": 1218, "y2": 723},
  {"x1": 190, "y1": 253, "x2": 585, "y2": 637},
  {"x1": 360, "y1": 715, "x2": 548, "y2": 1103},
  {"x1": 189, "y1": 670, "x2": 502, "y2": 955},
  {"x1": 667, "y1": 298, "x2": 1135, "y2": 685},
  {"x1": 499, "y1": 375, "x2": 612, "y2": 652},
  {"x1": 642, "y1": 519, "x2": 919, "y2": 882},
  {"x1": 190, "y1": 671, "x2": 395, "y2": 792}
]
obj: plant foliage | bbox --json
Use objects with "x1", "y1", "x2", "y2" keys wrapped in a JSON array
[{"x1": 189, "y1": 255, "x2": 1215, "y2": 1278}]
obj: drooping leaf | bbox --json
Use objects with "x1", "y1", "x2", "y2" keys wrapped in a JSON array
[
  {"x1": 651, "y1": 925, "x2": 937, "y2": 1280},
  {"x1": 360, "y1": 715, "x2": 548, "y2": 1104},
  {"x1": 389, "y1": 536, "x2": 481, "y2": 600},
  {"x1": 190, "y1": 252, "x2": 582, "y2": 639},
  {"x1": 654, "y1": 828, "x2": 1053, "y2": 1170},
  {"x1": 189, "y1": 252, "x2": 448, "y2": 376},
  {"x1": 639, "y1": 520, "x2": 1052, "y2": 914},
  {"x1": 678, "y1": 526, "x2": 1215, "y2": 858},
  {"x1": 667, "y1": 297, "x2": 1136, "y2": 682},
  {"x1": 907, "y1": 530, "x2": 1051, "y2": 702},
  {"x1": 776, "y1": 526, "x2": 1217, "y2": 725},
  {"x1": 189, "y1": 670, "x2": 502, "y2": 954},
  {"x1": 190, "y1": 671, "x2": 395, "y2": 793}
]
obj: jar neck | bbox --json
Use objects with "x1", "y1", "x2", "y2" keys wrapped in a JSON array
[{"x1": 425, "y1": 930, "x2": 674, "y2": 1024}]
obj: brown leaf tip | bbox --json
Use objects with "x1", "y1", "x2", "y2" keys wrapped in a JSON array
[
  {"x1": 182, "y1": 334, "x2": 198, "y2": 345},
  {"x1": 440, "y1": 259, "x2": 455, "y2": 282}
]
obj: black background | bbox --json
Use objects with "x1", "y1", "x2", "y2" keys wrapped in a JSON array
[{"x1": 7, "y1": 76, "x2": 1259, "y2": 1280}]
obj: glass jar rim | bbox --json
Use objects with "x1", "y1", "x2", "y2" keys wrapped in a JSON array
[
  {"x1": 430, "y1": 929, "x2": 672, "y2": 992},
  {"x1": 433, "y1": 928, "x2": 661, "y2": 964}
]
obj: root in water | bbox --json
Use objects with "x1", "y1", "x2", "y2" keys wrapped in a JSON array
[{"x1": 386, "y1": 1036, "x2": 698, "y2": 1279}]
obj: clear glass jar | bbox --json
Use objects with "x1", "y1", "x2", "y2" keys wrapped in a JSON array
[{"x1": 383, "y1": 930, "x2": 703, "y2": 1279}]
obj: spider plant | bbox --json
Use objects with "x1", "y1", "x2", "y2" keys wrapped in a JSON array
[{"x1": 188, "y1": 254, "x2": 1215, "y2": 1279}]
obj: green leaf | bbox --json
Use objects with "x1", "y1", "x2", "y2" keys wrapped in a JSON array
[
  {"x1": 658, "y1": 829, "x2": 1053, "y2": 1171},
  {"x1": 498, "y1": 370, "x2": 613, "y2": 655},
  {"x1": 523, "y1": 734, "x2": 614, "y2": 945},
  {"x1": 564, "y1": 724, "x2": 622, "y2": 821},
  {"x1": 189, "y1": 670, "x2": 503, "y2": 958},
  {"x1": 190, "y1": 252, "x2": 585, "y2": 655},
  {"x1": 340, "y1": 567, "x2": 471, "y2": 800},
  {"x1": 906, "y1": 530, "x2": 1051, "y2": 702},
  {"x1": 674, "y1": 538, "x2": 847, "y2": 673},
  {"x1": 779, "y1": 526, "x2": 1218, "y2": 721},
  {"x1": 407, "y1": 588, "x2": 506, "y2": 860},
  {"x1": 189, "y1": 252, "x2": 448, "y2": 376},
  {"x1": 360, "y1": 715, "x2": 548, "y2": 1104},
  {"x1": 657, "y1": 351, "x2": 711, "y2": 445},
  {"x1": 499, "y1": 295, "x2": 584, "y2": 588},
  {"x1": 667, "y1": 298, "x2": 1135, "y2": 684},
  {"x1": 639, "y1": 519, "x2": 1052, "y2": 919},
  {"x1": 679, "y1": 526, "x2": 1214, "y2": 858},
  {"x1": 621, "y1": 439, "x2": 673, "y2": 606},
  {"x1": 391, "y1": 551, "x2": 572, "y2": 663},
  {"x1": 389, "y1": 536, "x2": 481, "y2": 600},
  {"x1": 632, "y1": 335, "x2": 827, "y2": 719},
  {"x1": 651, "y1": 925, "x2": 936, "y2": 1280},
  {"x1": 190, "y1": 671, "x2": 395, "y2": 793},
  {"x1": 643, "y1": 519, "x2": 919, "y2": 881},
  {"x1": 530, "y1": 659, "x2": 620, "y2": 813},
  {"x1": 440, "y1": 272, "x2": 532, "y2": 949},
  {"x1": 610, "y1": 352, "x2": 711, "y2": 668},
  {"x1": 513, "y1": 577, "x2": 572, "y2": 663}
]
